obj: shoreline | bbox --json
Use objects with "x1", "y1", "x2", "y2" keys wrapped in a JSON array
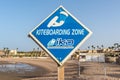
[
  {"x1": 0, "y1": 57, "x2": 120, "y2": 80},
  {"x1": 0, "y1": 57, "x2": 57, "y2": 80},
  {"x1": 0, "y1": 57, "x2": 57, "y2": 70}
]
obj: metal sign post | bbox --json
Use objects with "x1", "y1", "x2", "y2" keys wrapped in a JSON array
[
  {"x1": 78, "y1": 60, "x2": 80, "y2": 77},
  {"x1": 78, "y1": 55, "x2": 81, "y2": 77}
]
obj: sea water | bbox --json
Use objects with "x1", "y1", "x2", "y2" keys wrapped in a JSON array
[{"x1": 0, "y1": 62, "x2": 36, "y2": 73}]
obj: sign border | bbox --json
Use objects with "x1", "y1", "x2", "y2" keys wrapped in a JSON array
[{"x1": 28, "y1": 5, "x2": 92, "y2": 66}]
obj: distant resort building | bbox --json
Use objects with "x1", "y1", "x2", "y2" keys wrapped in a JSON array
[
  {"x1": 9, "y1": 50, "x2": 17, "y2": 55},
  {"x1": 73, "y1": 50, "x2": 105, "y2": 62},
  {"x1": 0, "y1": 50, "x2": 4, "y2": 56},
  {"x1": 72, "y1": 47, "x2": 120, "y2": 63},
  {"x1": 0, "y1": 45, "x2": 120, "y2": 64}
]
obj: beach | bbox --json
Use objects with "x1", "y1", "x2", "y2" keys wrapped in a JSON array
[
  {"x1": 0, "y1": 57, "x2": 120, "y2": 80},
  {"x1": 0, "y1": 57, "x2": 57, "y2": 80},
  {"x1": 0, "y1": 57, "x2": 80, "y2": 80}
]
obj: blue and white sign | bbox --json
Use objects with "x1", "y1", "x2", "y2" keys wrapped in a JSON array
[{"x1": 29, "y1": 5, "x2": 92, "y2": 66}]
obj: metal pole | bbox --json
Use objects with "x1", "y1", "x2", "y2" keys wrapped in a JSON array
[
  {"x1": 104, "y1": 63, "x2": 106, "y2": 79},
  {"x1": 78, "y1": 55, "x2": 80, "y2": 77},
  {"x1": 78, "y1": 60, "x2": 80, "y2": 76},
  {"x1": 104, "y1": 53, "x2": 107, "y2": 79}
]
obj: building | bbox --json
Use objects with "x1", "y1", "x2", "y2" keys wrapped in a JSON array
[
  {"x1": 86, "y1": 53, "x2": 105, "y2": 62},
  {"x1": 0, "y1": 50, "x2": 4, "y2": 57},
  {"x1": 79, "y1": 53, "x2": 105, "y2": 62}
]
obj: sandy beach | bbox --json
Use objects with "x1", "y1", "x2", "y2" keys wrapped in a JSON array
[
  {"x1": 0, "y1": 57, "x2": 80, "y2": 80},
  {"x1": 0, "y1": 57, "x2": 120, "y2": 80},
  {"x1": 0, "y1": 57, "x2": 57, "y2": 80}
]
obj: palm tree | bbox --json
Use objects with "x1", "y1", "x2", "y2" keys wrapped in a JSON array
[
  {"x1": 3, "y1": 47, "x2": 9, "y2": 57},
  {"x1": 88, "y1": 46, "x2": 90, "y2": 50},
  {"x1": 16, "y1": 48, "x2": 18, "y2": 51},
  {"x1": 116, "y1": 44, "x2": 120, "y2": 51},
  {"x1": 15, "y1": 48, "x2": 18, "y2": 56},
  {"x1": 91, "y1": 45, "x2": 95, "y2": 53},
  {"x1": 3, "y1": 48, "x2": 6, "y2": 56},
  {"x1": 101, "y1": 45, "x2": 104, "y2": 49},
  {"x1": 118, "y1": 45, "x2": 120, "y2": 51},
  {"x1": 31, "y1": 48, "x2": 35, "y2": 58},
  {"x1": 33, "y1": 48, "x2": 35, "y2": 51},
  {"x1": 93, "y1": 47, "x2": 95, "y2": 50},
  {"x1": 91, "y1": 45, "x2": 94, "y2": 50},
  {"x1": 114, "y1": 43, "x2": 119, "y2": 50},
  {"x1": 37, "y1": 47, "x2": 39, "y2": 51},
  {"x1": 97, "y1": 46, "x2": 100, "y2": 50},
  {"x1": 111, "y1": 46, "x2": 114, "y2": 50}
]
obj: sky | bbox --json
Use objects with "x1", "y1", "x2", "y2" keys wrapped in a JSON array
[{"x1": 0, "y1": 0, "x2": 120, "y2": 51}]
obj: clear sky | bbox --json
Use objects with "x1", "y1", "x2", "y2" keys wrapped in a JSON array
[{"x1": 0, "y1": 0, "x2": 120, "y2": 51}]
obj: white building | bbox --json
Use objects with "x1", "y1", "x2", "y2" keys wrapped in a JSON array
[
  {"x1": 79, "y1": 53, "x2": 105, "y2": 62},
  {"x1": 9, "y1": 50, "x2": 17, "y2": 55}
]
